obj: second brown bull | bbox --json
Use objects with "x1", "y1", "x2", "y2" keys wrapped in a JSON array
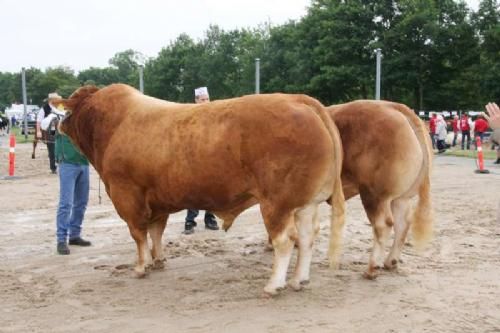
[{"x1": 327, "y1": 100, "x2": 434, "y2": 279}]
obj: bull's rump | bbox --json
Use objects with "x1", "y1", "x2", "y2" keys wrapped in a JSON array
[
  {"x1": 101, "y1": 92, "x2": 335, "y2": 214},
  {"x1": 328, "y1": 100, "x2": 423, "y2": 199}
]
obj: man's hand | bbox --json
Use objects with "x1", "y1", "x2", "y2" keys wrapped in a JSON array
[{"x1": 485, "y1": 102, "x2": 500, "y2": 130}]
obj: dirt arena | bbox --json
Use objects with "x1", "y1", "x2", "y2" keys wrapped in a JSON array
[{"x1": 1, "y1": 139, "x2": 499, "y2": 333}]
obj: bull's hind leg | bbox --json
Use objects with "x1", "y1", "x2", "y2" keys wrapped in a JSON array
[
  {"x1": 261, "y1": 205, "x2": 297, "y2": 295},
  {"x1": 289, "y1": 204, "x2": 319, "y2": 291},
  {"x1": 384, "y1": 198, "x2": 411, "y2": 270},
  {"x1": 361, "y1": 193, "x2": 393, "y2": 279},
  {"x1": 148, "y1": 214, "x2": 168, "y2": 270}
]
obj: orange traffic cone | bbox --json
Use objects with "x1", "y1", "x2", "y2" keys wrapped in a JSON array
[
  {"x1": 9, "y1": 133, "x2": 15, "y2": 176},
  {"x1": 474, "y1": 136, "x2": 490, "y2": 174}
]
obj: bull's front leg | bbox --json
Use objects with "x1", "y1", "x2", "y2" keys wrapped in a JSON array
[
  {"x1": 129, "y1": 224, "x2": 153, "y2": 277},
  {"x1": 148, "y1": 215, "x2": 168, "y2": 270}
]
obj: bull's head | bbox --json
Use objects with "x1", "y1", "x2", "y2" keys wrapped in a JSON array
[{"x1": 51, "y1": 85, "x2": 99, "y2": 135}]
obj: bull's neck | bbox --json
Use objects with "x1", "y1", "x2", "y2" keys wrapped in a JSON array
[{"x1": 74, "y1": 106, "x2": 126, "y2": 174}]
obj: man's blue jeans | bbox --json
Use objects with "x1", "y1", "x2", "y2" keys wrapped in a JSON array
[{"x1": 56, "y1": 162, "x2": 89, "y2": 243}]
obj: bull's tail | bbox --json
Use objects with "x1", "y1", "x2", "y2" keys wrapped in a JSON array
[
  {"x1": 327, "y1": 121, "x2": 346, "y2": 268},
  {"x1": 390, "y1": 102, "x2": 434, "y2": 248},
  {"x1": 300, "y1": 96, "x2": 346, "y2": 268}
]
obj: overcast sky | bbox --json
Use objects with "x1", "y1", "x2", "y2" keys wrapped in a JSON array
[{"x1": 0, "y1": 0, "x2": 480, "y2": 73}]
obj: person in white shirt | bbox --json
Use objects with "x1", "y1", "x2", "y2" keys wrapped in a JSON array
[
  {"x1": 435, "y1": 114, "x2": 448, "y2": 153},
  {"x1": 36, "y1": 92, "x2": 62, "y2": 174}
]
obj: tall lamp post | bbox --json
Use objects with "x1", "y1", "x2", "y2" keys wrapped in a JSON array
[
  {"x1": 255, "y1": 58, "x2": 260, "y2": 94},
  {"x1": 21, "y1": 67, "x2": 28, "y2": 139},
  {"x1": 139, "y1": 65, "x2": 144, "y2": 93},
  {"x1": 375, "y1": 48, "x2": 382, "y2": 100}
]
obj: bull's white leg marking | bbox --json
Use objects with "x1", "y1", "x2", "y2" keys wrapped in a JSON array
[
  {"x1": 384, "y1": 199, "x2": 411, "y2": 269},
  {"x1": 264, "y1": 224, "x2": 295, "y2": 295},
  {"x1": 289, "y1": 204, "x2": 318, "y2": 291}
]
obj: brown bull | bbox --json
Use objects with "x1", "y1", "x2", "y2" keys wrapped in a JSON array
[
  {"x1": 55, "y1": 84, "x2": 345, "y2": 295},
  {"x1": 327, "y1": 100, "x2": 433, "y2": 279}
]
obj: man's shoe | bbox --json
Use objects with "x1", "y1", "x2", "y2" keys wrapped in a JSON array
[
  {"x1": 183, "y1": 227, "x2": 195, "y2": 235},
  {"x1": 183, "y1": 221, "x2": 196, "y2": 235},
  {"x1": 205, "y1": 220, "x2": 219, "y2": 230},
  {"x1": 69, "y1": 237, "x2": 92, "y2": 246},
  {"x1": 57, "y1": 242, "x2": 70, "y2": 255},
  {"x1": 51, "y1": 169, "x2": 57, "y2": 174}
]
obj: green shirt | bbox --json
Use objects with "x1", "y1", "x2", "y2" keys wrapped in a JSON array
[{"x1": 55, "y1": 133, "x2": 89, "y2": 165}]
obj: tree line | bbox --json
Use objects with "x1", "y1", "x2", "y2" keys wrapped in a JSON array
[{"x1": 0, "y1": 0, "x2": 498, "y2": 112}]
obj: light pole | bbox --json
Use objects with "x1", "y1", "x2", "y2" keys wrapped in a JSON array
[
  {"x1": 255, "y1": 58, "x2": 260, "y2": 94},
  {"x1": 139, "y1": 65, "x2": 144, "y2": 93},
  {"x1": 21, "y1": 67, "x2": 28, "y2": 139},
  {"x1": 375, "y1": 48, "x2": 382, "y2": 100}
]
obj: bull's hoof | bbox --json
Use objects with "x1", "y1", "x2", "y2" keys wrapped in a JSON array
[
  {"x1": 383, "y1": 259, "x2": 398, "y2": 271},
  {"x1": 288, "y1": 280, "x2": 303, "y2": 291},
  {"x1": 263, "y1": 284, "x2": 285, "y2": 296},
  {"x1": 152, "y1": 258, "x2": 166, "y2": 270},
  {"x1": 134, "y1": 267, "x2": 147, "y2": 278},
  {"x1": 363, "y1": 270, "x2": 378, "y2": 280},
  {"x1": 264, "y1": 242, "x2": 274, "y2": 252}
]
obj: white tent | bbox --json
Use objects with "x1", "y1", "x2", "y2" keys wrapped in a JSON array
[{"x1": 4, "y1": 104, "x2": 40, "y2": 121}]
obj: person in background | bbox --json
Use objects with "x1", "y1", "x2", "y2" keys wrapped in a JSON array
[
  {"x1": 485, "y1": 102, "x2": 500, "y2": 165},
  {"x1": 436, "y1": 114, "x2": 448, "y2": 154},
  {"x1": 429, "y1": 113, "x2": 437, "y2": 149},
  {"x1": 37, "y1": 92, "x2": 62, "y2": 174},
  {"x1": 459, "y1": 113, "x2": 471, "y2": 150},
  {"x1": 0, "y1": 116, "x2": 5, "y2": 136},
  {"x1": 183, "y1": 86, "x2": 220, "y2": 235},
  {"x1": 451, "y1": 115, "x2": 459, "y2": 147},
  {"x1": 42, "y1": 106, "x2": 92, "y2": 255},
  {"x1": 473, "y1": 114, "x2": 489, "y2": 143}
]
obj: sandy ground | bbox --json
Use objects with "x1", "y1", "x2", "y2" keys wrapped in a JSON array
[{"x1": 0, "y1": 138, "x2": 499, "y2": 333}]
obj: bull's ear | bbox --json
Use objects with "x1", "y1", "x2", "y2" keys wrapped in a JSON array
[
  {"x1": 53, "y1": 85, "x2": 100, "y2": 112},
  {"x1": 51, "y1": 98, "x2": 72, "y2": 111}
]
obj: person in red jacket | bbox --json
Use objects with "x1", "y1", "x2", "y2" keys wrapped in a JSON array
[
  {"x1": 459, "y1": 114, "x2": 471, "y2": 150},
  {"x1": 451, "y1": 115, "x2": 459, "y2": 147},
  {"x1": 429, "y1": 113, "x2": 437, "y2": 149},
  {"x1": 474, "y1": 114, "x2": 489, "y2": 143}
]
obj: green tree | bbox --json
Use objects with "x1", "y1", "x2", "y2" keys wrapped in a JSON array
[
  {"x1": 261, "y1": 21, "x2": 310, "y2": 94},
  {"x1": 77, "y1": 67, "x2": 120, "y2": 87},
  {"x1": 145, "y1": 33, "x2": 204, "y2": 101},
  {"x1": 108, "y1": 49, "x2": 145, "y2": 87},
  {"x1": 0, "y1": 71, "x2": 18, "y2": 109},
  {"x1": 382, "y1": 0, "x2": 439, "y2": 109},
  {"x1": 474, "y1": 0, "x2": 500, "y2": 103}
]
